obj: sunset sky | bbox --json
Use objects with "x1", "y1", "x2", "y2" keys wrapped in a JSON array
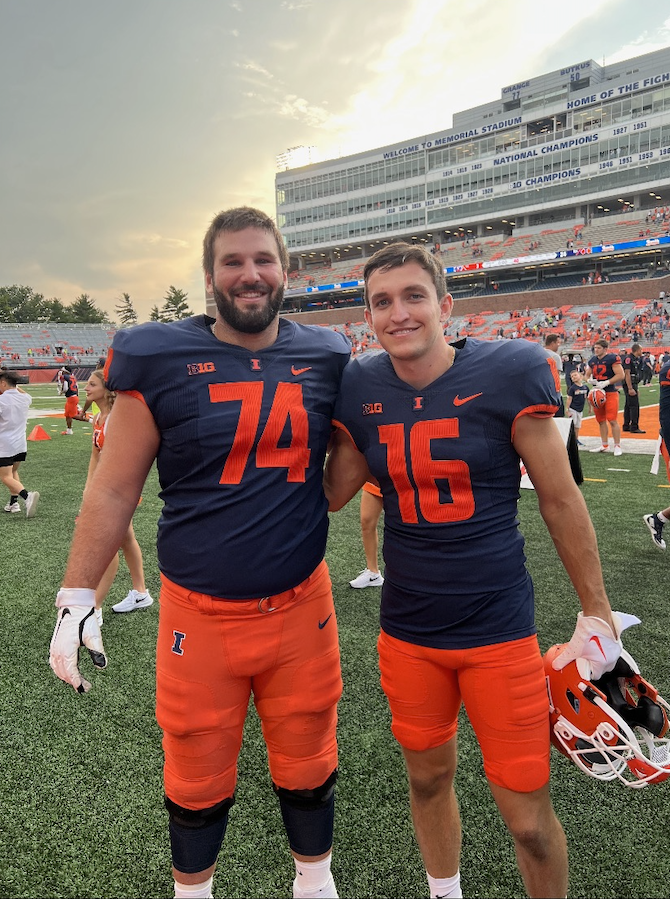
[{"x1": 1, "y1": 0, "x2": 669, "y2": 321}]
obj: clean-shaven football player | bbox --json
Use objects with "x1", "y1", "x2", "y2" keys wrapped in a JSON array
[
  {"x1": 324, "y1": 242, "x2": 631, "y2": 899},
  {"x1": 49, "y1": 207, "x2": 350, "y2": 899}
]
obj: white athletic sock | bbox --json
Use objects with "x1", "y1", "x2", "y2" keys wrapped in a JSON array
[
  {"x1": 174, "y1": 875, "x2": 213, "y2": 898},
  {"x1": 658, "y1": 511, "x2": 669, "y2": 523},
  {"x1": 427, "y1": 870, "x2": 462, "y2": 898},
  {"x1": 293, "y1": 853, "x2": 337, "y2": 897}
]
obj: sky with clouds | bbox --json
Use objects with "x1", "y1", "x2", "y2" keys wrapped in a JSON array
[{"x1": 1, "y1": 0, "x2": 669, "y2": 321}]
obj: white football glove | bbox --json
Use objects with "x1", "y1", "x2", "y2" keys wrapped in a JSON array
[
  {"x1": 552, "y1": 611, "x2": 640, "y2": 681},
  {"x1": 49, "y1": 590, "x2": 107, "y2": 694}
]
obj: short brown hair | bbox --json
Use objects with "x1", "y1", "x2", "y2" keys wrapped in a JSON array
[
  {"x1": 202, "y1": 207, "x2": 289, "y2": 276},
  {"x1": 593, "y1": 338, "x2": 609, "y2": 349},
  {"x1": 544, "y1": 333, "x2": 560, "y2": 346},
  {"x1": 363, "y1": 242, "x2": 447, "y2": 309},
  {"x1": 0, "y1": 369, "x2": 21, "y2": 387}
]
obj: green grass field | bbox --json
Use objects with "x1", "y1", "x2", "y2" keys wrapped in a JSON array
[{"x1": 2, "y1": 383, "x2": 670, "y2": 898}]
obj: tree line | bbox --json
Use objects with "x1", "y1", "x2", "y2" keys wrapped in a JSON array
[{"x1": 0, "y1": 285, "x2": 193, "y2": 325}]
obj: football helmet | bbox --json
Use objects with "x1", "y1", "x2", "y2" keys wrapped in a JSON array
[
  {"x1": 544, "y1": 644, "x2": 670, "y2": 787},
  {"x1": 587, "y1": 387, "x2": 607, "y2": 409}
]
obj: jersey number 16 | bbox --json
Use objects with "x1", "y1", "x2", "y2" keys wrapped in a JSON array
[{"x1": 379, "y1": 419, "x2": 475, "y2": 524}]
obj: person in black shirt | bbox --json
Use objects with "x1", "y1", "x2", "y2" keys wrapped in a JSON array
[{"x1": 621, "y1": 343, "x2": 645, "y2": 433}]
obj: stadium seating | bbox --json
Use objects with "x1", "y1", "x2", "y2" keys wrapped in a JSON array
[
  {"x1": 0, "y1": 323, "x2": 115, "y2": 371},
  {"x1": 324, "y1": 293, "x2": 668, "y2": 354}
]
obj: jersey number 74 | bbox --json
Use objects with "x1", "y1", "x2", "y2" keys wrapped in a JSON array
[{"x1": 209, "y1": 381, "x2": 310, "y2": 484}]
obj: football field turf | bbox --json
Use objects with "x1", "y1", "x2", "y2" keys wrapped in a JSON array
[{"x1": 2, "y1": 384, "x2": 669, "y2": 898}]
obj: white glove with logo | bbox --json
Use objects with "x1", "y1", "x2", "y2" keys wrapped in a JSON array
[
  {"x1": 49, "y1": 589, "x2": 107, "y2": 694},
  {"x1": 552, "y1": 611, "x2": 640, "y2": 681}
]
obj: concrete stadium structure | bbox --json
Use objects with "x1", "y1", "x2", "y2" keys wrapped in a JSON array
[{"x1": 272, "y1": 46, "x2": 670, "y2": 321}]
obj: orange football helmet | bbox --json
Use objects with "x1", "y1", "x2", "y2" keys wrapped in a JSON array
[
  {"x1": 544, "y1": 644, "x2": 670, "y2": 787},
  {"x1": 587, "y1": 387, "x2": 607, "y2": 409}
]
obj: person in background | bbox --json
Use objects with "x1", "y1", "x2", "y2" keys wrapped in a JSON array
[
  {"x1": 585, "y1": 339, "x2": 625, "y2": 455},
  {"x1": 566, "y1": 369, "x2": 589, "y2": 447},
  {"x1": 79, "y1": 361, "x2": 105, "y2": 419},
  {"x1": 0, "y1": 369, "x2": 39, "y2": 517},
  {"x1": 621, "y1": 343, "x2": 645, "y2": 434},
  {"x1": 59, "y1": 366, "x2": 87, "y2": 435},
  {"x1": 79, "y1": 369, "x2": 152, "y2": 625},
  {"x1": 349, "y1": 481, "x2": 384, "y2": 589},
  {"x1": 644, "y1": 355, "x2": 670, "y2": 550},
  {"x1": 542, "y1": 333, "x2": 564, "y2": 416}
]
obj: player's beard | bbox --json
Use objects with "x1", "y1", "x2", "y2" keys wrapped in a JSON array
[{"x1": 212, "y1": 281, "x2": 285, "y2": 334}]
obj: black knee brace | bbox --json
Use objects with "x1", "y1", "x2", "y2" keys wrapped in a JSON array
[
  {"x1": 273, "y1": 770, "x2": 337, "y2": 857},
  {"x1": 165, "y1": 794, "x2": 235, "y2": 875}
]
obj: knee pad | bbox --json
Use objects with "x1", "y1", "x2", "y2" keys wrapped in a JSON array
[
  {"x1": 165, "y1": 795, "x2": 235, "y2": 875},
  {"x1": 274, "y1": 770, "x2": 337, "y2": 857}
]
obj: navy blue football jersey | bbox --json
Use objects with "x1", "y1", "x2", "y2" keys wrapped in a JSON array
[
  {"x1": 333, "y1": 337, "x2": 559, "y2": 649},
  {"x1": 587, "y1": 352, "x2": 621, "y2": 391},
  {"x1": 660, "y1": 360, "x2": 670, "y2": 440},
  {"x1": 106, "y1": 315, "x2": 350, "y2": 598},
  {"x1": 63, "y1": 372, "x2": 78, "y2": 397}
]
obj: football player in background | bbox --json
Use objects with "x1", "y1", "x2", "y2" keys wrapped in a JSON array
[
  {"x1": 585, "y1": 338, "x2": 625, "y2": 455},
  {"x1": 324, "y1": 242, "x2": 628, "y2": 899},
  {"x1": 59, "y1": 365, "x2": 88, "y2": 435},
  {"x1": 49, "y1": 207, "x2": 350, "y2": 899},
  {"x1": 644, "y1": 355, "x2": 670, "y2": 549}
]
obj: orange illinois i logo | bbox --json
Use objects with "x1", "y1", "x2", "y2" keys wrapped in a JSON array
[
  {"x1": 413, "y1": 396, "x2": 424, "y2": 412},
  {"x1": 250, "y1": 358, "x2": 263, "y2": 372}
]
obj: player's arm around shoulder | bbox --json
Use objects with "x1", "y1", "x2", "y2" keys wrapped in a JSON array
[
  {"x1": 323, "y1": 426, "x2": 371, "y2": 512},
  {"x1": 512, "y1": 413, "x2": 614, "y2": 625}
]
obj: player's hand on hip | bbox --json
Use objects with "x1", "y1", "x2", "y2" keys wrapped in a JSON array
[
  {"x1": 49, "y1": 589, "x2": 107, "y2": 694},
  {"x1": 552, "y1": 611, "x2": 640, "y2": 680}
]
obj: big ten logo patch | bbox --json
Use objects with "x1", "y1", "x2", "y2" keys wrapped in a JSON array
[
  {"x1": 187, "y1": 362, "x2": 216, "y2": 376},
  {"x1": 362, "y1": 402, "x2": 383, "y2": 415}
]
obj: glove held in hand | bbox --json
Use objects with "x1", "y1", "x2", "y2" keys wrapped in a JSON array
[
  {"x1": 49, "y1": 603, "x2": 107, "y2": 694},
  {"x1": 551, "y1": 611, "x2": 640, "y2": 681}
]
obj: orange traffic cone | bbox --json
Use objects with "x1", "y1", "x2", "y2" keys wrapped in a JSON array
[{"x1": 28, "y1": 425, "x2": 51, "y2": 441}]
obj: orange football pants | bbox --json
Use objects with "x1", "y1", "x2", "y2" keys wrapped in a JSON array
[
  {"x1": 593, "y1": 391, "x2": 619, "y2": 423},
  {"x1": 156, "y1": 560, "x2": 341, "y2": 810},
  {"x1": 378, "y1": 631, "x2": 551, "y2": 792}
]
